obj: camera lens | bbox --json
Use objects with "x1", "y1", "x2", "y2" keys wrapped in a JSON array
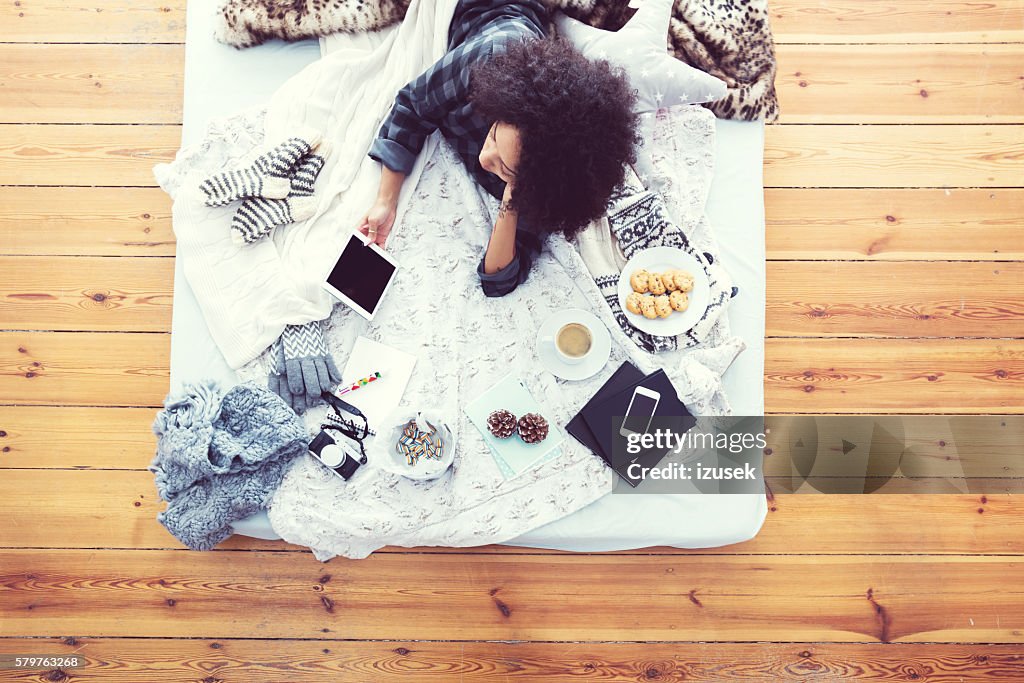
[{"x1": 319, "y1": 444, "x2": 345, "y2": 468}]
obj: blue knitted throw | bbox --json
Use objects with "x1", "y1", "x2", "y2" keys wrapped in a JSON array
[{"x1": 150, "y1": 381, "x2": 308, "y2": 550}]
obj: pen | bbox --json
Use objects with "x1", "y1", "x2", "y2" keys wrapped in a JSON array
[{"x1": 337, "y1": 372, "x2": 382, "y2": 396}]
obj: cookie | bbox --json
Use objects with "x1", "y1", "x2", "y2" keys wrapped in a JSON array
[
  {"x1": 629, "y1": 269, "x2": 651, "y2": 293},
  {"x1": 648, "y1": 272, "x2": 667, "y2": 295},
  {"x1": 625, "y1": 292, "x2": 644, "y2": 315},
  {"x1": 662, "y1": 271, "x2": 679, "y2": 292},
  {"x1": 669, "y1": 290, "x2": 690, "y2": 312},
  {"x1": 654, "y1": 294, "x2": 672, "y2": 318},
  {"x1": 668, "y1": 269, "x2": 694, "y2": 293},
  {"x1": 639, "y1": 294, "x2": 658, "y2": 319}
]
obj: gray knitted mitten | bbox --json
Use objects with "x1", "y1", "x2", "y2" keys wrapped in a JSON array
[
  {"x1": 198, "y1": 132, "x2": 320, "y2": 206},
  {"x1": 268, "y1": 338, "x2": 310, "y2": 414},
  {"x1": 267, "y1": 320, "x2": 342, "y2": 414},
  {"x1": 230, "y1": 151, "x2": 325, "y2": 244}
]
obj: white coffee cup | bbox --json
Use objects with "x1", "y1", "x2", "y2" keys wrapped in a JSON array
[{"x1": 543, "y1": 321, "x2": 594, "y2": 365}]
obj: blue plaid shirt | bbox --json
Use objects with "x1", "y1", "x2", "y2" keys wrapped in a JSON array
[{"x1": 369, "y1": 0, "x2": 548, "y2": 297}]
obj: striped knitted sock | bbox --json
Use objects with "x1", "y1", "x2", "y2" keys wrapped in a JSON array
[
  {"x1": 230, "y1": 151, "x2": 325, "y2": 245},
  {"x1": 199, "y1": 131, "x2": 320, "y2": 207}
]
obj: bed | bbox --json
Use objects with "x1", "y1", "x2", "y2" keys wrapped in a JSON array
[{"x1": 169, "y1": 0, "x2": 767, "y2": 550}]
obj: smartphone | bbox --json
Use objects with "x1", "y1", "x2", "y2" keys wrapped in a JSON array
[{"x1": 619, "y1": 386, "x2": 661, "y2": 438}]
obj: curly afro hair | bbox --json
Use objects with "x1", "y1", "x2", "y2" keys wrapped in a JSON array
[{"x1": 469, "y1": 37, "x2": 639, "y2": 238}]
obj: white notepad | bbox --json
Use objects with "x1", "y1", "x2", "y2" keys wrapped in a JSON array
[{"x1": 337, "y1": 337, "x2": 417, "y2": 426}]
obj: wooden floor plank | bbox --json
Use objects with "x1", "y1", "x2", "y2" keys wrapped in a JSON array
[
  {"x1": 0, "y1": 187, "x2": 174, "y2": 257},
  {"x1": 7, "y1": 257, "x2": 1024, "y2": 337},
  {"x1": 5, "y1": 43, "x2": 1023, "y2": 124},
  {"x1": 7, "y1": 186, "x2": 1019, "y2": 261},
  {"x1": 0, "y1": 639, "x2": 1021, "y2": 682},
  {"x1": 1, "y1": 550, "x2": 1022, "y2": 642},
  {"x1": 766, "y1": 262, "x2": 1024, "y2": 338},
  {"x1": 764, "y1": 125, "x2": 1024, "y2": 188},
  {"x1": 1, "y1": 0, "x2": 186, "y2": 43},
  {"x1": 4, "y1": 0, "x2": 1023, "y2": 45},
  {"x1": 3, "y1": 189, "x2": 1021, "y2": 265},
  {"x1": 765, "y1": 189, "x2": 1024, "y2": 260},
  {"x1": 0, "y1": 124, "x2": 179, "y2": 186},
  {"x1": 0, "y1": 45, "x2": 183, "y2": 124},
  {"x1": 5, "y1": 124, "x2": 1018, "y2": 190},
  {"x1": 0, "y1": 407, "x2": 156, "y2": 469},
  {"x1": 4, "y1": 334, "x2": 1022, "y2": 412},
  {"x1": 0, "y1": 332, "x2": 168, "y2": 407},
  {"x1": 5, "y1": 408, "x2": 1021, "y2": 478},
  {"x1": 771, "y1": 0, "x2": 1024, "y2": 43},
  {"x1": 0, "y1": 256, "x2": 173, "y2": 332},
  {"x1": 1, "y1": 469, "x2": 1019, "y2": 554},
  {"x1": 776, "y1": 44, "x2": 1024, "y2": 123},
  {"x1": 762, "y1": 414, "x2": 1024, "y2": 480},
  {"x1": 765, "y1": 338, "x2": 1024, "y2": 413}
]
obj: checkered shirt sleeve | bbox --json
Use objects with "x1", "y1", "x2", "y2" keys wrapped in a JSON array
[{"x1": 369, "y1": 20, "x2": 539, "y2": 175}]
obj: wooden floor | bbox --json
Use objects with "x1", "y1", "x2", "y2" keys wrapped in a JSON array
[{"x1": 2, "y1": 1, "x2": 1024, "y2": 680}]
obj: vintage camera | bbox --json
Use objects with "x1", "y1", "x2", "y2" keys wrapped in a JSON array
[
  {"x1": 308, "y1": 392, "x2": 371, "y2": 481},
  {"x1": 308, "y1": 430, "x2": 363, "y2": 480}
]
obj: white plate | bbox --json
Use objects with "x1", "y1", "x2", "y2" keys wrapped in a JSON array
[
  {"x1": 617, "y1": 247, "x2": 710, "y2": 336},
  {"x1": 535, "y1": 309, "x2": 612, "y2": 381}
]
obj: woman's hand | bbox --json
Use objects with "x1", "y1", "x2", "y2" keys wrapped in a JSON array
[
  {"x1": 357, "y1": 197, "x2": 397, "y2": 247},
  {"x1": 358, "y1": 166, "x2": 406, "y2": 247},
  {"x1": 483, "y1": 180, "x2": 520, "y2": 275}
]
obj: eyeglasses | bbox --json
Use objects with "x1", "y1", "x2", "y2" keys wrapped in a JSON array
[{"x1": 319, "y1": 391, "x2": 374, "y2": 464}]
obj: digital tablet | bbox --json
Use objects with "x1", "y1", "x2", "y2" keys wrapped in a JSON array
[{"x1": 322, "y1": 231, "x2": 399, "y2": 320}]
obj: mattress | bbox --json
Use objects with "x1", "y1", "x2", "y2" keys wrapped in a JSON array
[{"x1": 173, "y1": 0, "x2": 767, "y2": 548}]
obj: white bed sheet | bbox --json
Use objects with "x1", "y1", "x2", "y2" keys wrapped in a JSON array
[{"x1": 173, "y1": 0, "x2": 766, "y2": 548}]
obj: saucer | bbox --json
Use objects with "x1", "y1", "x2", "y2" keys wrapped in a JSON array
[{"x1": 535, "y1": 309, "x2": 612, "y2": 381}]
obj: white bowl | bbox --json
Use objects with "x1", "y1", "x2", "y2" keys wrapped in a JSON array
[{"x1": 380, "y1": 415, "x2": 454, "y2": 481}]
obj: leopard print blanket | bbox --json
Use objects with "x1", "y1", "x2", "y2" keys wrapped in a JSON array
[{"x1": 215, "y1": 0, "x2": 778, "y2": 121}]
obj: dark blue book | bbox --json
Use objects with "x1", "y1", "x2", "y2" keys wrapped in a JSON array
[
  {"x1": 565, "y1": 361, "x2": 644, "y2": 461},
  {"x1": 579, "y1": 368, "x2": 695, "y2": 487}
]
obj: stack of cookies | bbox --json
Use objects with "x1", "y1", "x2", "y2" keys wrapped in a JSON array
[{"x1": 625, "y1": 269, "x2": 694, "y2": 320}]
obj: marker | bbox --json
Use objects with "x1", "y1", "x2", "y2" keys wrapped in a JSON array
[{"x1": 336, "y1": 371, "x2": 382, "y2": 396}]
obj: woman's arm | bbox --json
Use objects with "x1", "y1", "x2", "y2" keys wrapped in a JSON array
[
  {"x1": 478, "y1": 183, "x2": 542, "y2": 297},
  {"x1": 377, "y1": 165, "x2": 406, "y2": 205},
  {"x1": 483, "y1": 183, "x2": 519, "y2": 274},
  {"x1": 358, "y1": 166, "x2": 406, "y2": 246},
  {"x1": 363, "y1": 31, "x2": 486, "y2": 246}
]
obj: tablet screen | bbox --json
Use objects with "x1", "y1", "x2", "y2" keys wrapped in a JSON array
[{"x1": 325, "y1": 234, "x2": 397, "y2": 315}]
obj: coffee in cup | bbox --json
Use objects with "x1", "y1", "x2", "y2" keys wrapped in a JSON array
[{"x1": 554, "y1": 322, "x2": 593, "y2": 364}]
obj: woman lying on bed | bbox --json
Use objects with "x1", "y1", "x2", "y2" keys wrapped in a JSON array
[{"x1": 358, "y1": 0, "x2": 639, "y2": 297}]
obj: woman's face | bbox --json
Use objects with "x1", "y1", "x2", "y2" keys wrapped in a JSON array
[{"x1": 479, "y1": 121, "x2": 522, "y2": 186}]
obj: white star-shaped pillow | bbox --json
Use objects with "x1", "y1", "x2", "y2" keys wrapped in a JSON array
[{"x1": 555, "y1": 0, "x2": 727, "y2": 113}]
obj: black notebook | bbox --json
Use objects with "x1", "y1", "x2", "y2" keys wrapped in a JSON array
[
  {"x1": 565, "y1": 362, "x2": 645, "y2": 461},
  {"x1": 580, "y1": 368, "x2": 695, "y2": 487}
]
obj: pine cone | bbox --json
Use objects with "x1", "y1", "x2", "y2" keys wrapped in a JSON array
[
  {"x1": 487, "y1": 409, "x2": 517, "y2": 439},
  {"x1": 517, "y1": 412, "x2": 549, "y2": 445}
]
